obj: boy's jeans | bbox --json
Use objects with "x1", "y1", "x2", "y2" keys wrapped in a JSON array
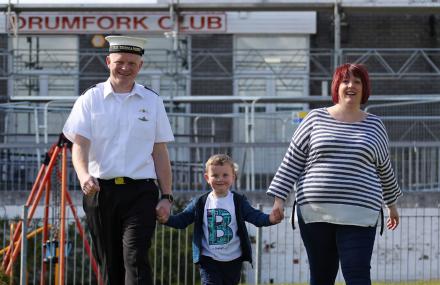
[{"x1": 199, "y1": 255, "x2": 242, "y2": 285}]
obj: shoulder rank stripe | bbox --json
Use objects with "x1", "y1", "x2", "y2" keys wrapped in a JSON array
[
  {"x1": 143, "y1": 85, "x2": 159, "y2": 96},
  {"x1": 80, "y1": 84, "x2": 97, "y2": 96}
]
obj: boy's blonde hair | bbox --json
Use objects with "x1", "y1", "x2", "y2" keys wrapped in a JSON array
[{"x1": 205, "y1": 154, "x2": 238, "y2": 175}]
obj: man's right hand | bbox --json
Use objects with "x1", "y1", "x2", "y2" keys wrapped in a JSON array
[
  {"x1": 72, "y1": 136, "x2": 98, "y2": 196},
  {"x1": 80, "y1": 175, "x2": 100, "y2": 195}
]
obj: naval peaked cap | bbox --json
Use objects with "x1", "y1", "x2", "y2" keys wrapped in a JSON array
[{"x1": 105, "y1": 35, "x2": 146, "y2": 56}]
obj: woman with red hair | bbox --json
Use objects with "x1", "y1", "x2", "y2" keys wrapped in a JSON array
[{"x1": 267, "y1": 63, "x2": 402, "y2": 285}]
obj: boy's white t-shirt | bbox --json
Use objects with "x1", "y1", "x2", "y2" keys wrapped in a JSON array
[{"x1": 201, "y1": 191, "x2": 242, "y2": 261}]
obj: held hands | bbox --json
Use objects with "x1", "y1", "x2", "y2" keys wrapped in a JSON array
[
  {"x1": 269, "y1": 207, "x2": 283, "y2": 224},
  {"x1": 269, "y1": 197, "x2": 285, "y2": 224},
  {"x1": 156, "y1": 199, "x2": 172, "y2": 224},
  {"x1": 386, "y1": 204, "x2": 400, "y2": 230},
  {"x1": 80, "y1": 174, "x2": 100, "y2": 195}
]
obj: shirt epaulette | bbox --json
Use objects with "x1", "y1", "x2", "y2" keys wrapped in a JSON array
[
  {"x1": 143, "y1": 86, "x2": 159, "y2": 96},
  {"x1": 80, "y1": 84, "x2": 97, "y2": 96}
]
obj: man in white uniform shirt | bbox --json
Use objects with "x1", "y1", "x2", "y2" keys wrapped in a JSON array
[{"x1": 63, "y1": 35, "x2": 174, "y2": 285}]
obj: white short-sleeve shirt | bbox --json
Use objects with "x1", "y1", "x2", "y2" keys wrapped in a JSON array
[{"x1": 63, "y1": 79, "x2": 174, "y2": 179}]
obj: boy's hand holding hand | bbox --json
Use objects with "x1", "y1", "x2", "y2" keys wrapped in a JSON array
[{"x1": 269, "y1": 207, "x2": 283, "y2": 224}]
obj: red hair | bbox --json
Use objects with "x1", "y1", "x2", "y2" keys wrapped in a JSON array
[{"x1": 331, "y1": 63, "x2": 371, "y2": 104}]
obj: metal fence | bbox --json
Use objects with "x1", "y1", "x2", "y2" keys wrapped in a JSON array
[
  {"x1": 245, "y1": 207, "x2": 440, "y2": 284},
  {"x1": 1, "y1": 142, "x2": 439, "y2": 193},
  {"x1": 0, "y1": 207, "x2": 439, "y2": 284}
]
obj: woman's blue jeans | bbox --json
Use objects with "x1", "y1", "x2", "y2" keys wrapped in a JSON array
[{"x1": 297, "y1": 208, "x2": 377, "y2": 285}]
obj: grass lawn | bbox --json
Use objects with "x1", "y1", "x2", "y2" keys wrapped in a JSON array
[{"x1": 371, "y1": 282, "x2": 440, "y2": 285}]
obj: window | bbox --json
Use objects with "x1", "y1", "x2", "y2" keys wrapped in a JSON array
[
  {"x1": 234, "y1": 35, "x2": 310, "y2": 98},
  {"x1": 11, "y1": 36, "x2": 78, "y2": 99},
  {"x1": 232, "y1": 35, "x2": 310, "y2": 170},
  {"x1": 136, "y1": 36, "x2": 190, "y2": 97}
]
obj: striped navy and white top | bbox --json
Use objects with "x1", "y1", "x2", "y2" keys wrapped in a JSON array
[{"x1": 267, "y1": 108, "x2": 402, "y2": 226}]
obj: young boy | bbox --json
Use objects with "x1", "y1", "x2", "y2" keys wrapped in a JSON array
[{"x1": 157, "y1": 154, "x2": 283, "y2": 285}]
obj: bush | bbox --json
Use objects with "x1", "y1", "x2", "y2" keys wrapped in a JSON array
[{"x1": 0, "y1": 268, "x2": 10, "y2": 285}]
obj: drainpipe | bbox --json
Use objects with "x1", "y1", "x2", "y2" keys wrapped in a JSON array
[{"x1": 334, "y1": 0, "x2": 341, "y2": 69}]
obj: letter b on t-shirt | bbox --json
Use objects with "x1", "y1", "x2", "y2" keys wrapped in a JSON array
[{"x1": 207, "y1": 208, "x2": 232, "y2": 245}]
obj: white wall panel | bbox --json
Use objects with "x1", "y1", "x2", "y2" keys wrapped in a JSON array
[{"x1": 227, "y1": 11, "x2": 316, "y2": 34}]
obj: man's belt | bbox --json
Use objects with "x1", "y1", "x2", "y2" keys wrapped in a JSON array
[{"x1": 98, "y1": 177, "x2": 155, "y2": 185}]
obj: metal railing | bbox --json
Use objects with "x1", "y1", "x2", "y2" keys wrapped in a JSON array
[
  {"x1": 2, "y1": 102, "x2": 439, "y2": 145},
  {"x1": 0, "y1": 142, "x2": 439, "y2": 193},
  {"x1": 1, "y1": 99, "x2": 439, "y2": 193}
]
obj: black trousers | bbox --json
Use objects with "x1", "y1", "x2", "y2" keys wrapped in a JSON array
[{"x1": 83, "y1": 179, "x2": 159, "y2": 285}]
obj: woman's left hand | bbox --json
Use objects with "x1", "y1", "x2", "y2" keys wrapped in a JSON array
[{"x1": 386, "y1": 204, "x2": 400, "y2": 230}]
